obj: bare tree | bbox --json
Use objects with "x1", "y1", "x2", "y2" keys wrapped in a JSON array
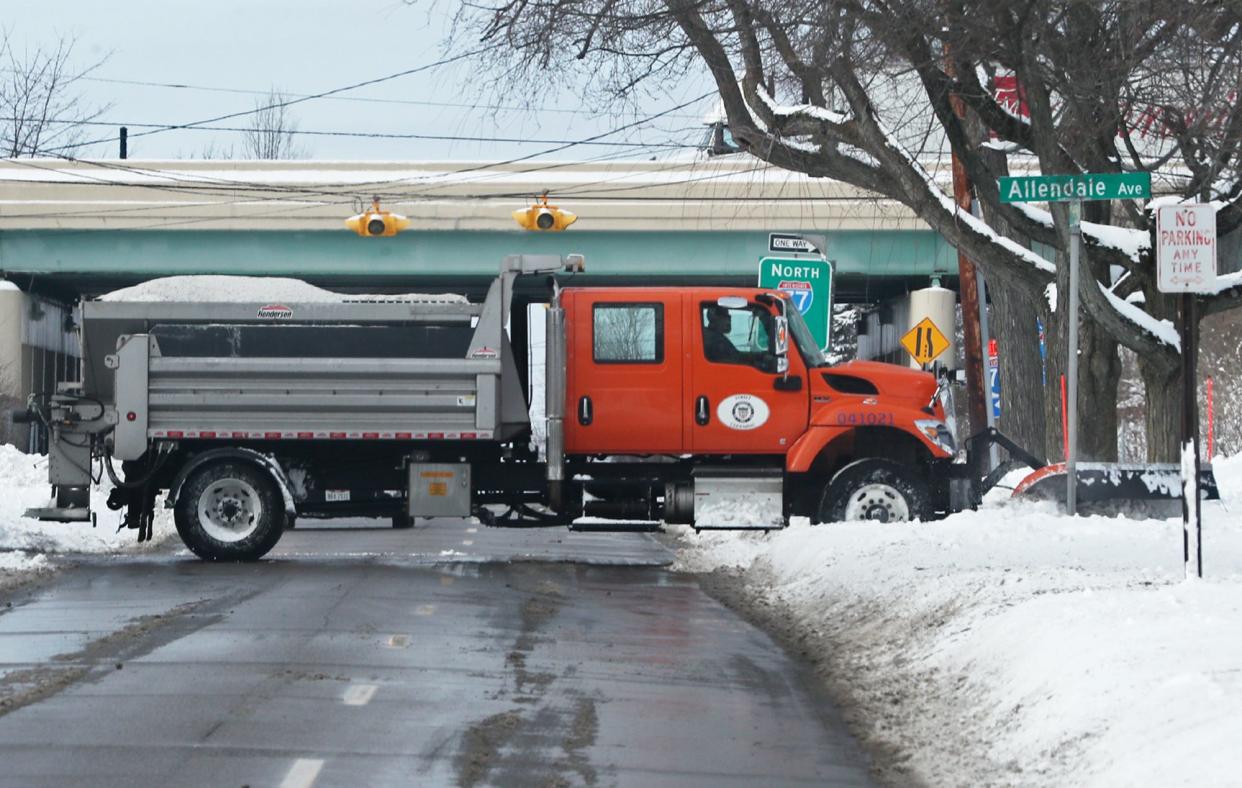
[
  {"x1": 444, "y1": 0, "x2": 1242, "y2": 461},
  {"x1": 242, "y1": 88, "x2": 307, "y2": 159},
  {"x1": 0, "y1": 34, "x2": 109, "y2": 158},
  {"x1": 594, "y1": 305, "x2": 659, "y2": 361}
]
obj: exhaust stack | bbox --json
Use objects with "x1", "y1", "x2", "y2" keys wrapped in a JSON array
[{"x1": 544, "y1": 290, "x2": 567, "y2": 509}]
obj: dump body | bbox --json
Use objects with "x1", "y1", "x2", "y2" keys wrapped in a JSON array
[{"x1": 90, "y1": 300, "x2": 526, "y2": 460}]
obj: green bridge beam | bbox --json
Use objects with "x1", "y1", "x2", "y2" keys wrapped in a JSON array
[{"x1": 1, "y1": 229, "x2": 956, "y2": 281}]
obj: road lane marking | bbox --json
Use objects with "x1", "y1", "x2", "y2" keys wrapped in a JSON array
[
  {"x1": 280, "y1": 758, "x2": 324, "y2": 788},
  {"x1": 342, "y1": 684, "x2": 378, "y2": 706},
  {"x1": 385, "y1": 634, "x2": 410, "y2": 648},
  {"x1": 462, "y1": 539, "x2": 474, "y2": 546},
  {"x1": 415, "y1": 604, "x2": 436, "y2": 616},
  {"x1": 466, "y1": 527, "x2": 478, "y2": 533}
]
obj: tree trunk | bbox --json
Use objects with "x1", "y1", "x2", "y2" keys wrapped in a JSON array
[
  {"x1": 1077, "y1": 317, "x2": 1121, "y2": 461},
  {"x1": 1138, "y1": 352, "x2": 1181, "y2": 462},
  {"x1": 1040, "y1": 244, "x2": 1122, "y2": 463},
  {"x1": 988, "y1": 277, "x2": 1048, "y2": 461},
  {"x1": 1135, "y1": 284, "x2": 1185, "y2": 462}
]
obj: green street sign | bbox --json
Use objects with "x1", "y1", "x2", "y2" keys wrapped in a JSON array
[
  {"x1": 758, "y1": 256, "x2": 833, "y2": 350},
  {"x1": 999, "y1": 172, "x2": 1151, "y2": 203}
]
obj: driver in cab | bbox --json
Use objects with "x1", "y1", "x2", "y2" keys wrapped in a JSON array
[{"x1": 703, "y1": 305, "x2": 746, "y2": 364}]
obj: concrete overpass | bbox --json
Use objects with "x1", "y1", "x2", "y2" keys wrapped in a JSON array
[{"x1": 0, "y1": 157, "x2": 957, "y2": 300}]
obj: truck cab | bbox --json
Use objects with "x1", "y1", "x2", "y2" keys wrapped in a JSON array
[{"x1": 561, "y1": 287, "x2": 956, "y2": 524}]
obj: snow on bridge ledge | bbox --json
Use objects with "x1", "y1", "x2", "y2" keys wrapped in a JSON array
[{"x1": 0, "y1": 157, "x2": 930, "y2": 232}]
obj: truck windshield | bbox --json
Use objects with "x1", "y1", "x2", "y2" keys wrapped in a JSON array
[{"x1": 785, "y1": 303, "x2": 830, "y2": 367}]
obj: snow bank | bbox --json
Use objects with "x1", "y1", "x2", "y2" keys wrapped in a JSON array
[
  {"x1": 98, "y1": 275, "x2": 467, "y2": 304},
  {"x1": 0, "y1": 444, "x2": 173, "y2": 576},
  {"x1": 671, "y1": 462, "x2": 1242, "y2": 786}
]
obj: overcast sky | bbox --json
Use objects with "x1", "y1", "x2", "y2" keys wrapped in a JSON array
[{"x1": 12, "y1": 0, "x2": 714, "y2": 161}]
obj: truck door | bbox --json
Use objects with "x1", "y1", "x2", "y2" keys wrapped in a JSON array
[
  {"x1": 565, "y1": 291, "x2": 683, "y2": 454},
  {"x1": 688, "y1": 296, "x2": 809, "y2": 454}
]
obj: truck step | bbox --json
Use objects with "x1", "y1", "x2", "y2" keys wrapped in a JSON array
[
  {"x1": 24, "y1": 506, "x2": 92, "y2": 523},
  {"x1": 569, "y1": 521, "x2": 663, "y2": 534}
]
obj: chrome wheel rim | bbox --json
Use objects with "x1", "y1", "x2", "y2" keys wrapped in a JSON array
[
  {"x1": 843, "y1": 483, "x2": 910, "y2": 523},
  {"x1": 198, "y1": 478, "x2": 262, "y2": 543}
]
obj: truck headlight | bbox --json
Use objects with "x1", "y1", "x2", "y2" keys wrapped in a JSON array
[{"x1": 915, "y1": 419, "x2": 956, "y2": 455}]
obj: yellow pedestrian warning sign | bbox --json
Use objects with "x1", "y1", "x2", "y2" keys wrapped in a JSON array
[{"x1": 900, "y1": 317, "x2": 951, "y2": 366}]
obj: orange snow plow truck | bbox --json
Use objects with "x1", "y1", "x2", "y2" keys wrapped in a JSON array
[{"x1": 24, "y1": 254, "x2": 1014, "y2": 561}]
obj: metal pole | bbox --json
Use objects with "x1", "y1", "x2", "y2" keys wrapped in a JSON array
[
  {"x1": 977, "y1": 268, "x2": 998, "y2": 470},
  {"x1": 970, "y1": 199, "x2": 999, "y2": 471},
  {"x1": 1066, "y1": 200, "x2": 1081, "y2": 515},
  {"x1": 119, "y1": 127, "x2": 128, "y2": 159},
  {"x1": 1182, "y1": 293, "x2": 1202, "y2": 578}
]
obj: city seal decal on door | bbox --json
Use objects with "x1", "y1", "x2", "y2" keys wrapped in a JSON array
[{"x1": 716, "y1": 394, "x2": 770, "y2": 430}]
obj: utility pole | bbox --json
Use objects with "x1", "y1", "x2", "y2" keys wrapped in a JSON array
[
  {"x1": 119, "y1": 127, "x2": 128, "y2": 160},
  {"x1": 945, "y1": 57, "x2": 989, "y2": 441},
  {"x1": 1065, "y1": 201, "x2": 1082, "y2": 515}
]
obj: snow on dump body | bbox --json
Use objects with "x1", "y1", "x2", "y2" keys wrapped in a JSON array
[{"x1": 97, "y1": 275, "x2": 468, "y2": 304}]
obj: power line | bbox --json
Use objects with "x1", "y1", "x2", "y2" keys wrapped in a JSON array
[
  {"x1": 3, "y1": 116, "x2": 700, "y2": 149},
  {"x1": 42, "y1": 46, "x2": 504, "y2": 154},
  {"x1": 32, "y1": 93, "x2": 716, "y2": 206},
  {"x1": 0, "y1": 93, "x2": 722, "y2": 232},
  {"x1": 47, "y1": 71, "x2": 706, "y2": 121},
  {"x1": 387, "y1": 92, "x2": 717, "y2": 198}
]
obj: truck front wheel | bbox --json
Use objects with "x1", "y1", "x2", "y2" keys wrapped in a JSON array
[
  {"x1": 818, "y1": 458, "x2": 931, "y2": 524},
  {"x1": 175, "y1": 461, "x2": 286, "y2": 561}
]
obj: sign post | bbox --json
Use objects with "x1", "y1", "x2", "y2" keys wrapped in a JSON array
[
  {"x1": 759, "y1": 234, "x2": 833, "y2": 350},
  {"x1": 999, "y1": 172, "x2": 1151, "y2": 516},
  {"x1": 1156, "y1": 203, "x2": 1218, "y2": 579},
  {"x1": 1065, "y1": 201, "x2": 1082, "y2": 515}
]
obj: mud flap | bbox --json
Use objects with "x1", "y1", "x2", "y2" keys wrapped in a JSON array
[{"x1": 1013, "y1": 462, "x2": 1219, "y2": 503}]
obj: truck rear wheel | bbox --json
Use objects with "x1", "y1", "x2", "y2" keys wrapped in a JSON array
[
  {"x1": 819, "y1": 458, "x2": 930, "y2": 524},
  {"x1": 175, "y1": 461, "x2": 286, "y2": 561}
]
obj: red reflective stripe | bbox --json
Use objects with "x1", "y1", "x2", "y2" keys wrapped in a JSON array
[
  {"x1": 200, "y1": 431, "x2": 217, "y2": 439},
  {"x1": 395, "y1": 432, "x2": 412, "y2": 440},
  {"x1": 362, "y1": 432, "x2": 379, "y2": 439},
  {"x1": 232, "y1": 432, "x2": 246, "y2": 439},
  {"x1": 427, "y1": 432, "x2": 444, "y2": 439},
  {"x1": 297, "y1": 432, "x2": 314, "y2": 439},
  {"x1": 329, "y1": 432, "x2": 347, "y2": 439},
  {"x1": 167, "y1": 430, "x2": 184, "y2": 438},
  {"x1": 264, "y1": 431, "x2": 281, "y2": 440},
  {"x1": 461, "y1": 432, "x2": 477, "y2": 439}
]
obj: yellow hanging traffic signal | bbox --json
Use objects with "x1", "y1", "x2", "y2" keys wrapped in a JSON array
[
  {"x1": 346, "y1": 197, "x2": 411, "y2": 237},
  {"x1": 512, "y1": 194, "x2": 577, "y2": 231}
]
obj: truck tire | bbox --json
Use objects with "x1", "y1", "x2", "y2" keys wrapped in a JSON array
[
  {"x1": 819, "y1": 458, "x2": 931, "y2": 524},
  {"x1": 175, "y1": 461, "x2": 286, "y2": 561}
]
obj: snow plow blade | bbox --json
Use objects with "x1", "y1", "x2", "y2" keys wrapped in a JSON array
[{"x1": 1012, "y1": 462, "x2": 1219, "y2": 503}]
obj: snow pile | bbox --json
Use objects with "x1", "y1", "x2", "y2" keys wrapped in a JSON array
[
  {"x1": 98, "y1": 275, "x2": 467, "y2": 304},
  {"x1": 671, "y1": 462, "x2": 1242, "y2": 786},
  {"x1": 0, "y1": 444, "x2": 174, "y2": 573}
]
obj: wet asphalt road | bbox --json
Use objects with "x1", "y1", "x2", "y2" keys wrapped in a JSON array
[{"x1": 0, "y1": 520, "x2": 874, "y2": 787}]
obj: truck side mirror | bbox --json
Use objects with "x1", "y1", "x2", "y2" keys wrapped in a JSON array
[{"x1": 773, "y1": 316, "x2": 789, "y2": 356}]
